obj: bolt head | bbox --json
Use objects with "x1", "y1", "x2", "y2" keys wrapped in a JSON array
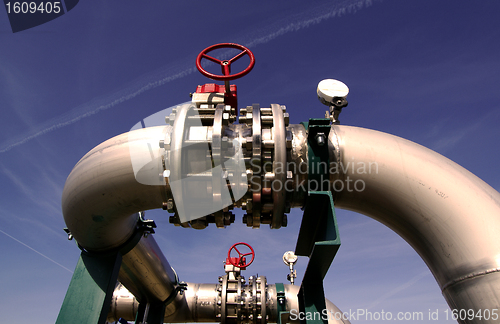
[
  {"x1": 315, "y1": 133, "x2": 326, "y2": 146},
  {"x1": 283, "y1": 112, "x2": 290, "y2": 125},
  {"x1": 168, "y1": 114, "x2": 176, "y2": 125}
]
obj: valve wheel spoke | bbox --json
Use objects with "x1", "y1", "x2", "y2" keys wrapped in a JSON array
[
  {"x1": 228, "y1": 50, "x2": 248, "y2": 63},
  {"x1": 227, "y1": 242, "x2": 255, "y2": 268},
  {"x1": 196, "y1": 43, "x2": 255, "y2": 81},
  {"x1": 202, "y1": 53, "x2": 222, "y2": 64}
]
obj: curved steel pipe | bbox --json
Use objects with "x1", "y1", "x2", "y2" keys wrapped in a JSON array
[
  {"x1": 62, "y1": 126, "x2": 179, "y2": 305},
  {"x1": 63, "y1": 121, "x2": 500, "y2": 321},
  {"x1": 62, "y1": 126, "x2": 169, "y2": 251},
  {"x1": 118, "y1": 234, "x2": 178, "y2": 303},
  {"x1": 284, "y1": 284, "x2": 351, "y2": 324},
  {"x1": 329, "y1": 125, "x2": 500, "y2": 316}
]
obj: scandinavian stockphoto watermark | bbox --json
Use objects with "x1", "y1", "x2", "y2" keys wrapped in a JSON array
[
  {"x1": 290, "y1": 308, "x2": 425, "y2": 322},
  {"x1": 289, "y1": 308, "x2": 499, "y2": 322},
  {"x1": 250, "y1": 159, "x2": 378, "y2": 194},
  {"x1": 129, "y1": 102, "x2": 248, "y2": 224},
  {"x1": 129, "y1": 102, "x2": 378, "y2": 223}
]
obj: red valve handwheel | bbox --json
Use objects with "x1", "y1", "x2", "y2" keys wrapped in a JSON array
[
  {"x1": 196, "y1": 43, "x2": 255, "y2": 81},
  {"x1": 228, "y1": 242, "x2": 255, "y2": 268}
]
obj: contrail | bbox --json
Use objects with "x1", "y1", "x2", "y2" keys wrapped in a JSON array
[
  {"x1": 0, "y1": 0, "x2": 372, "y2": 154},
  {"x1": 366, "y1": 270, "x2": 429, "y2": 310},
  {"x1": 0, "y1": 229, "x2": 74, "y2": 273},
  {"x1": 0, "y1": 66, "x2": 196, "y2": 153},
  {"x1": 244, "y1": 0, "x2": 373, "y2": 48}
]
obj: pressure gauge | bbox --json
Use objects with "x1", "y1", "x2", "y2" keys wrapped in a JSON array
[
  {"x1": 283, "y1": 251, "x2": 298, "y2": 266},
  {"x1": 317, "y1": 79, "x2": 349, "y2": 106}
]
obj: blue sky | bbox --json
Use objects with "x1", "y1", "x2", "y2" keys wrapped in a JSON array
[{"x1": 1, "y1": 1, "x2": 500, "y2": 323}]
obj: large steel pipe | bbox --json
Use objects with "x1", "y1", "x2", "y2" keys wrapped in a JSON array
[
  {"x1": 61, "y1": 126, "x2": 179, "y2": 304},
  {"x1": 62, "y1": 126, "x2": 169, "y2": 251},
  {"x1": 108, "y1": 282, "x2": 350, "y2": 324},
  {"x1": 329, "y1": 125, "x2": 500, "y2": 319},
  {"x1": 62, "y1": 119, "x2": 500, "y2": 322}
]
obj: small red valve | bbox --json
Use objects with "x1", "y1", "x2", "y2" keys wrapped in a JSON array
[
  {"x1": 196, "y1": 43, "x2": 255, "y2": 81},
  {"x1": 227, "y1": 242, "x2": 255, "y2": 269}
]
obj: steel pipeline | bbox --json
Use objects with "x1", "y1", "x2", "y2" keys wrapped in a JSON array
[
  {"x1": 329, "y1": 125, "x2": 500, "y2": 318},
  {"x1": 61, "y1": 122, "x2": 500, "y2": 322}
]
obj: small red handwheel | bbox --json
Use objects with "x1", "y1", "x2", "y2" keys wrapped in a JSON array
[
  {"x1": 196, "y1": 43, "x2": 255, "y2": 81},
  {"x1": 228, "y1": 242, "x2": 255, "y2": 268}
]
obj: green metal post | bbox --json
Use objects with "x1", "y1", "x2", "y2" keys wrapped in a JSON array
[
  {"x1": 295, "y1": 191, "x2": 340, "y2": 324},
  {"x1": 56, "y1": 252, "x2": 122, "y2": 324},
  {"x1": 276, "y1": 283, "x2": 289, "y2": 324},
  {"x1": 294, "y1": 119, "x2": 341, "y2": 324},
  {"x1": 57, "y1": 214, "x2": 157, "y2": 323}
]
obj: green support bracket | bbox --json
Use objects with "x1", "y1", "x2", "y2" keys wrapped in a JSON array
[
  {"x1": 295, "y1": 191, "x2": 340, "y2": 324},
  {"x1": 55, "y1": 252, "x2": 122, "y2": 324},
  {"x1": 296, "y1": 191, "x2": 340, "y2": 282},
  {"x1": 294, "y1": 119, "x2": 341, "y2": 324},
  {"x1": 297, "y1": 281, "x2": 328, "y2": 324},
  {"x1": 57, "y1": 213, "x2": 160, "y2": 324},
  {"x1": 276, "y1": 283, "x2": 289, "y2": 324},
  {"x1": 301, "y1": 118, "x2": 331, "y2": 191}
]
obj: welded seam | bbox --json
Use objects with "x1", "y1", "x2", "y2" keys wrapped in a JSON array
[
  {"x1": 329, "y1": 126, "x2": 341, "y2": 166},
  {"x1": 441, "y1": 267, "x2": 500, "y2": 292},
  {"x1": 328, "y1": 126, "x2": 342, "y2": 200}
]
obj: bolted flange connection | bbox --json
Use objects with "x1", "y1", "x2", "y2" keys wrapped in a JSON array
[{"x1": 160, "y1": 98, "x2": 301, "y2": 229}]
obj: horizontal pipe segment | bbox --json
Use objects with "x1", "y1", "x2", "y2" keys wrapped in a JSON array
[
  {"x1": 108, "y1": 282, "x2": 350, "y2": 324},
  {"x1": 329, "y1": 125, "x2": 500, "y2": 317}
]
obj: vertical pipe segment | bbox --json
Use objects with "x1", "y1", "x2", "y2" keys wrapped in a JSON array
[{"x1": 329, "y1": 125, "x2": 500, "y2": 320}]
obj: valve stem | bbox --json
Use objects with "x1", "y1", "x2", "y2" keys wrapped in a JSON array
[{"x1": 282, "y1": 251, "x2": 298, "y2": 285}]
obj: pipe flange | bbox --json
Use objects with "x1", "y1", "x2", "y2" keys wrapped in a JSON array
[
  {"x1": 251, "y1": 104, "x2": 262, "y2": 228},
  {"x1": 270, "y1": 104, "x2": 286, "y2": 229},
  {"x1": 165, "y1": 101, "x2": 292, "y2": 229},
  {"x1": 256, "y1": 276, "x2": 267, "y2": 324},
  {"x1": 212, "y1": 104, "x2": 225, "y2": 228}
]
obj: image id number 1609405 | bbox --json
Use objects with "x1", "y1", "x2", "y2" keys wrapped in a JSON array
[
  {"x1": 445, "y1": 309, "x2": 498, "y2": 321},
  {"x1": 5, "y1": 2, "x2": 61, "y2": 14}
]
